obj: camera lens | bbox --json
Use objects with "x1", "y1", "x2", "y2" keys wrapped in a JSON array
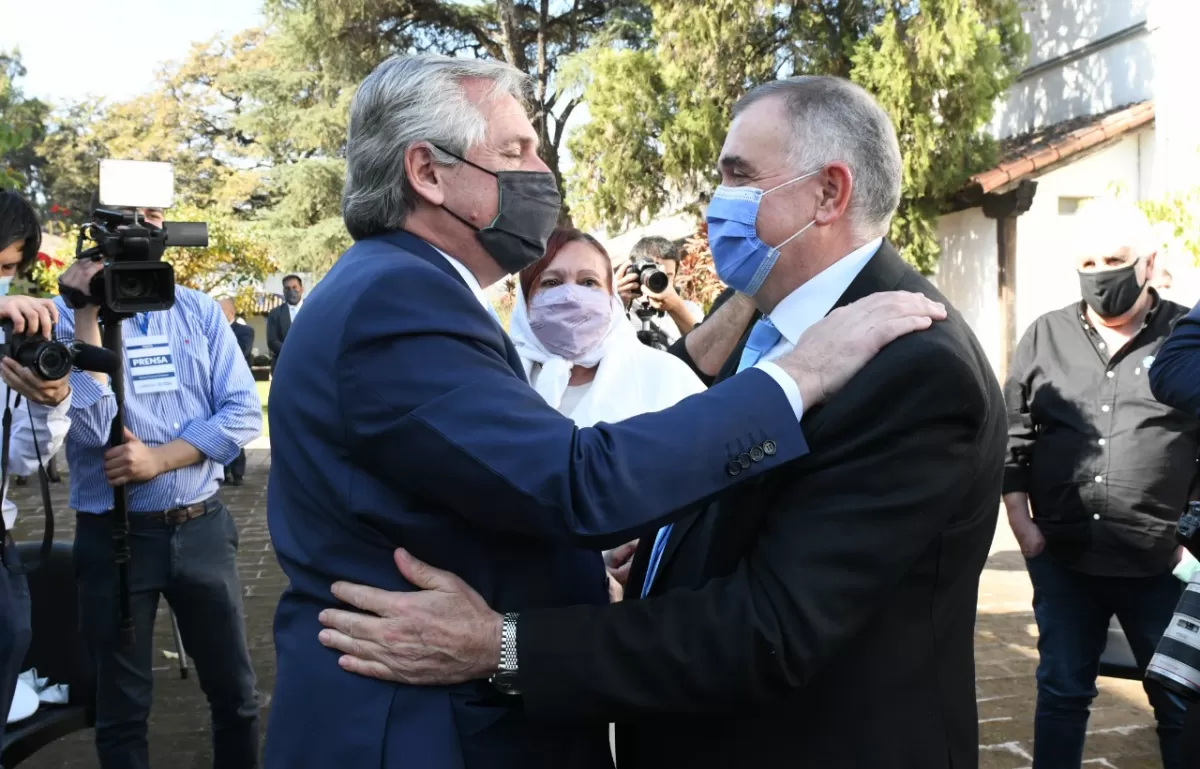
[
  {"x1": 117, "y1": 274, "x2": 149, "y2": 299},
  {"x1": 644, "y1": 269, "x2": 670, "y2": 294},
  {"x1": 32, "y1": 343, "x2": 72, "y2": 381}
]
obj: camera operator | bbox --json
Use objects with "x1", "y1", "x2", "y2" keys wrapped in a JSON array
[
  {"x1": 615, "y1": 236, "x2": 704, "y2": 345},
  {"x1": 0, "y1": 192, "x2": 73, "y2": 757},
  {"x1": 54, "y1": 206, "x2": 263, "y2": 769}
]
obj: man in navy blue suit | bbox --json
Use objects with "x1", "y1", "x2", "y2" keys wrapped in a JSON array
[{"x1": 264, "y1": 54, "x2": 944, "y2": 769}]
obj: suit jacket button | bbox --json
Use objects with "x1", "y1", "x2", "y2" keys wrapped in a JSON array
[
  {"x1": 749, "y1": 446, "x2": 765, "y2": 462},
  {"x1": 726, "y1": 461, "x2": 742, "y2": 477},
  {"x1": 762, "y1": 440, "x2": 777, "y2": 456},
  {"x1": 737, "y1": 453, "x2": 752, "y2": 469}
]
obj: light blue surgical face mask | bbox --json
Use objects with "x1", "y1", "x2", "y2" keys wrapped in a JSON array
[
  {"x1": 706, "y1": 169, "x2": 820, "y2": 295},
  {"x1": 0, "y1": 276, "x2": 14, "y2": 297}
]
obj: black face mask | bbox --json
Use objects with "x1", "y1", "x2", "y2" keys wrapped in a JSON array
[
  {"x1": 1078, "y1": 260, "x2": 1145, "y2": 318},
  {"x1": 434, "y1": 146, "x2": 562, "y2": 274},
  {"x1": 283, "y1": 289, "x2": 301, "y2": 306}
]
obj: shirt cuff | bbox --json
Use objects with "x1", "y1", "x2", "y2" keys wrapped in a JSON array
[
  {"x1": 68, "y1": 370, "x2": 110, "y2": 411},
  {"x1": 753, "y1": 360, "x2": 804, "y2": 420},
  {"x1": 1174, "y1": 550, "x2": 1200, "y2": 583},
  {"x1": 179, "y1": 420, "x2": 241, "y2": 466},
  {"x1": 28, "y1": 392, "x2": 71, "y2": 420}
]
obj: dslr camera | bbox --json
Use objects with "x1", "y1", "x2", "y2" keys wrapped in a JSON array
[
  {"x1": 624, "y1": 260, "x2": 670, "y2": 295},
  {"x1": 62, "y1": 161, "x2": 208, "y2": 316},
  {"x1": 623, "y1": 261, "x2": 672, "y2": 351},
  {"x1": 1145, "y1": 503, "x2": 1200, "y2": 702},
  {"x1": 0, "y1": 320, "x2": 73, "y2": 381}
]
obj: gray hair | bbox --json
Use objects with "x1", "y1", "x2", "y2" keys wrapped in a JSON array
[
  {"x1": 342, "y1": 54, "x2": 530, "y2": 240},
  {"x1": 1073, "y1": 198, "x2": 1158, "y2": 260},
  {"x1": 733, "y1": 76, "x2": 902, "y2": 239}
]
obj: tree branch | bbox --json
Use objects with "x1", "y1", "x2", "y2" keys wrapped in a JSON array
[{"x1": 552, "y1": 97, "x2": 580, "y2": 150}]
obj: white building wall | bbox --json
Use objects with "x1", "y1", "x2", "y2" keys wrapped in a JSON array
[
  {"x1": 931, "y1": 209, "x2": 1000, "y2": 372},
  {"x1": 932, "y1": 129, "x2": 1170, "y2": 375},
  {"x1": 1011, "y1": 131, "x2": 1148, "y2": 340}
]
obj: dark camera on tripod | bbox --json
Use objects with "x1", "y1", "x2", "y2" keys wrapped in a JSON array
[
  {"x1": 0, "y1": 320, "x2": 73, "y2": 380},
  {"x1": 70, "y1": 209, "x2": 207, "y2": 315},
  {"x1": 625, "y1": 260, "x2": 670, "y2": 294},
  {"x1": 60, "y1": 160, "x2": 209, "y2": 316}
]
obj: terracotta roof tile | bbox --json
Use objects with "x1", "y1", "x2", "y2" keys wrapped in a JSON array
[{"x1": 969, "y1": 101, "x2": 1155, "y2": 195}]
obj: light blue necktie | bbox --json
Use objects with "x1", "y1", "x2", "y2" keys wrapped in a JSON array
[{"x1": 641, "y1": 317, "x2": 781, "y2": 598}]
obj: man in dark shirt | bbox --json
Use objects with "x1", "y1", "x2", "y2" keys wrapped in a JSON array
[
  {"x1": 1004, "y1": 205, "x2": 1195, "y2": 769},
  {"x1": 220, "y1": 298, "x2": 255, "y2": 485}
]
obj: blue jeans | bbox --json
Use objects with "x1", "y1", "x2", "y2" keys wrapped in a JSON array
[
  {"x1": 1027, "y1": 553, "x2": 1188, "y2": 769},
  {"x1": 75, "y1": 500, "x2": 259, "y2": 769},
  {"x1": 0, "y1": 551, "x2": 32, "y2": 762}
]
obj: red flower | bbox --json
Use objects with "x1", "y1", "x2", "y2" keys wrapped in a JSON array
[
  {"x1": 49, "y1": 204, "x2": 59, "y2": 214},
  {"x1": 36, "y1": 252, "x2": 51, "y2": 267},
  {"x1": 51, "y1": 258, "x2": 63, "y2": 268},
  {"x1": 60, "y1": 208, "x2": 70, "y2": 216}
]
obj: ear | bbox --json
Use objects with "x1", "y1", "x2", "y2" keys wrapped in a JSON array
[
  {"x1": 1143, "y1": 250, "x2": 1158, "y2": 282},
  {"x1": 404, "y1": 142, "x2": 449, "y2": 207},
  {"x1": 813, "y1": 162, "x2": 853, "y2": 227}
]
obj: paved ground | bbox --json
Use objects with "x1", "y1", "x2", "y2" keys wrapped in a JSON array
[{"x1": 7, "y1": 451, "x2": 1164, "y2": 768}]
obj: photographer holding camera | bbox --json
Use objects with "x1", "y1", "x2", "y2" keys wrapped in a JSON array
[
  {"x1": 616, "y1": 236, "x2": 704, "y2": 346},
  {"x1": 54, "y1": 206, "x2": 263, "y2": 769},
  {"x1": 0, "y1": 191, "x2": 74, "y2": 758}
]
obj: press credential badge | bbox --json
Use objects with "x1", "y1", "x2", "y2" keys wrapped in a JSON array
[{"x1": 126, "y1": 334, "x2": 179, "y2": 394}]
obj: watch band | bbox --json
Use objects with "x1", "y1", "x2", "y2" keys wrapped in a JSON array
[{"x1": 499, "y1": 612, "x2": 519, "y2": 672}]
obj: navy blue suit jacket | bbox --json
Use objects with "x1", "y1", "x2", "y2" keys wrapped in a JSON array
[
  {"x1": 264, "y1": 231, "x2": 808, "y2": 768},
  {"x1": 1151, "y1": 299, "x2": 1200, "y2": 417}
]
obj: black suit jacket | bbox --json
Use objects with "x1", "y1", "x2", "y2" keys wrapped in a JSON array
[
  {"x1": 266, "y1": 304, "x2": 292, "y2": 368},
  {"x1": 231, "y1": 321, "x2": 254, "y2": 365},
  {"x1": 518, "y1": 242, "x2": 1007, "y2": 769}
]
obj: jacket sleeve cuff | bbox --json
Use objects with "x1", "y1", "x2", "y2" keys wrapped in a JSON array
[
  {"x1": 753, "y1": 360, "x2": 804, "y2": 420},
  {"x1": 1002, "y1": 466, "x2": 1029, "y2": 495}
]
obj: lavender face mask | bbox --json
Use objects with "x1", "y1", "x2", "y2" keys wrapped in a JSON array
[{"x1": 527, "y1": 284, "x2": 613, "y2": 360}]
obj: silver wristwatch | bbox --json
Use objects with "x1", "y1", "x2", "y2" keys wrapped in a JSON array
[{"x1": 489, "y1": 612, "x2": 521, "y2": 695}]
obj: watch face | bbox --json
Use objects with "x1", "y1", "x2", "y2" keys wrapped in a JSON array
[{"x1": 491, "y1": 670, "x2": 521, "y2": 696}]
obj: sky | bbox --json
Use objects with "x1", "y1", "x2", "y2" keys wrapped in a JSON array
[{"x1": 0, "y1": 0, "x2": 264, "y2": 105}]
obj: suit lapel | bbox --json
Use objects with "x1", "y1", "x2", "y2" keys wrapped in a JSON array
[
  {"x1": 642, "y1": 241, "x2": 909, "y2": 595},
  {"x1": 637, "y1": 304, "x2": 760, "y2": 597},
  {"x1": 280, "y1": 306, "x2": 292, "y2": 337},
  {"x1": 375, "y1": 230, "x2": 527, "y2": 383}
]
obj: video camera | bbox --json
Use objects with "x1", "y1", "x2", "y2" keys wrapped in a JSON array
[{"x1": 63, "y1": 161, "x2": 208, "y2": 316}]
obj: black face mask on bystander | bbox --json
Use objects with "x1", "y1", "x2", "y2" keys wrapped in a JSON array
[{"x1": 1079, "y1": 260, "x2": 1144, "y2": 318}]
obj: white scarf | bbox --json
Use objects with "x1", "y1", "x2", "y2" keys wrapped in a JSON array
[{"x1": 508, "y1": 288, "x2": 636, "y2": 411}]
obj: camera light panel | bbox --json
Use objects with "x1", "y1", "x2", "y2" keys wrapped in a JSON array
[{"x1": 99, "y1": 160, "x2": 175, "y2": 210}]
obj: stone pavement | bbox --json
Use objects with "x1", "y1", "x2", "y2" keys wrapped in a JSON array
[
  {"x1": 7, "y1": 452, "x2": 1164, "y2": 768},
  {"x1": 977, "y1": 521, "x2": 1164, "y2": 769}
]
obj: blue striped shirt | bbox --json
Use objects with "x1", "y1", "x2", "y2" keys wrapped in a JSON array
[{"x1": 55, "y1": 287, "x2": 262, "y2": 514}]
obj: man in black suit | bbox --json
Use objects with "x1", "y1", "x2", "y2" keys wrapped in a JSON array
[
  {"x1": 221, "y1": 297, "x2": 255, "y2": 485},
  {"x1": 314, "y1": 76, "x2": 1006, "y2": 769},
  {"x1": 266, "y1": 274, "x2": 303, "y2": 372}
]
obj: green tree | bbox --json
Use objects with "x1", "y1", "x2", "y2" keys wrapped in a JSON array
[
  {"x1": 212, "y1": 0, "x2": 653, "y2": 272},
  {"x1": 0, "y1": 51, "x2": 50, "y2": 196},
  {"x1": 164, "y1": 204, "x2": 278, "y2": 295},
  {"x1": 567, "y1": 0, "x2": 1028, "y2": 272}
]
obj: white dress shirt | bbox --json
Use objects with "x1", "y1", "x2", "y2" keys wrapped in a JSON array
[
  {"x1": 436, "y1": 250, "x2": 494, "y2": 312},
  {"x1": 2, "y1": 392, "x2": 72, "y2": 530},
  {"x1": 288, "y1": 300, "x2": 303, "y2": 321},
  {"x1": 760, "y1": 238, "x2": 883, "y2": 366}
]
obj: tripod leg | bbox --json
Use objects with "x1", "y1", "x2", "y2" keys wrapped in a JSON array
[{"x1": 169, "y1": 607, "x2": 189, "y2": 680}]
